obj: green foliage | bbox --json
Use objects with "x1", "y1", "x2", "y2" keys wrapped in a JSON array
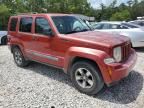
[
  {"x1": 0, "y1": 0, "x2": 93, "y2": 30},
  {"x1": 0, "y1": 0, "x2": 144, "y2": 29},
  {"x1": 0, "y1": 4, "x2": 10, "y2": 30},
  {"x1": 0, "y1": 4, "x2": 9, "y2": 16},
  {"x1": 110, "y1": 10, "x2": 131, "y2": 21},
  {"x1": 94, "y1": 0, "x2": 144, "y2": 21}
]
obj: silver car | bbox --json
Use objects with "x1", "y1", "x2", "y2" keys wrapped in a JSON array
[
  {"x1": 94, "y1": 22, "x2": 144, "y2": 47},
  {"x1": 129, "y1": 20, "x2": 144, "y2": 27},
  {"x1": 0, "y1": 31, "x2": 7, "y2": 45}
]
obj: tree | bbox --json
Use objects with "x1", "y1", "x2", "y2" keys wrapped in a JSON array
[
  {"x1": 0, "y1": 4, "x2": 10, "y2": 30},
  {"x1": 110, "y1": 10, "x2": 131, "y2": 21},
  {"x1": 1, "y1": 0, "x2": 144, "y2": 24}
]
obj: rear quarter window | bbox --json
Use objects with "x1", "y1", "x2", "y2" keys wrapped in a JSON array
[{"x1": 10, "y1": 18, "x2": 18, "y2": 31}]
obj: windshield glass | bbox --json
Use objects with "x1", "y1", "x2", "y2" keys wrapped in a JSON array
[
  {"x1": 51, "y1": 16, "x2": 90, "y2": 34},
  {"x1": 122, "y1": 23, "x2": 139, "y2": 28}
]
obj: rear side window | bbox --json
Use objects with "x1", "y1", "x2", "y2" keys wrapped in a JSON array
[
  {"x1": 10, "y1": 18, "x2": 18, "y2": 31},
  {"x1": 19, "y1": 17, "x2": 32, "y2": 33}
]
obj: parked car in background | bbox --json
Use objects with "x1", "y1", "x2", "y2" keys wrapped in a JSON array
[
  {"x1": 8, "y1": 13, "x2": 137, "y2": 95},
  {"x1": 129, "y1": 20, "x2": 144, "y2": 27},
  {"x1": 0, "y1": 31, "x2": 7, "y2": 45},
  {"x1": 125, "y1": 22, "x2": 144, "y2": 30},
  {"x1": 94, "y1": 21, "x2": 144, "y2": 47}
]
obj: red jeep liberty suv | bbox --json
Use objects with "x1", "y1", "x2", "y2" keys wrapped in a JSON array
[{"x1": 8, "y1": 14, "x2": 137, "y2": 95}]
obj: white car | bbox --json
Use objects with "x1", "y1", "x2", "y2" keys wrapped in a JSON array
[
  {"x1": 129, "y1": 20, "x2": 144, "y2": 27},
  {"x1": 0, "y1": 31, "x2": 7, "y2": 45},
  {"x1": 94, "y1": 22, "x2": 144, "y2": 47}
]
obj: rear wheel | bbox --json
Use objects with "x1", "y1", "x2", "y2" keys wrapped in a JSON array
[
  {"x1": 70, "y1": 61, "x2": 104, "y2": 95},
  {"x1": 12, "y1": 47, "x2": 29, "y2": 67}
]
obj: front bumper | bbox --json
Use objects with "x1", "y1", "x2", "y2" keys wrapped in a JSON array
[{"x1": 106, "y1": 49, "x2": 137, "y2": 85}]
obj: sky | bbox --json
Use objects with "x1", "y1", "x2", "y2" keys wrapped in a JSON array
[{"x1": 89, "y1": 0, "x2": 141, "y2": 9}]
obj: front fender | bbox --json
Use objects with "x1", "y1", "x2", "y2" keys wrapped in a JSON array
[{"x1": 64, "y1": 47, "x2": 111, "y2": 83}]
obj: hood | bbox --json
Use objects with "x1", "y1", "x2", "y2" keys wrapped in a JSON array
[{"x1": 64, "y1": 31, "x2": 130, "y2": 48}]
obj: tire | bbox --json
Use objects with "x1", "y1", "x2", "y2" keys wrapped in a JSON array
[
  {"x1": 12, "y1": 47, "x2": 29, "y2": 67},
  {"x1": 1, "y1": 36, "x2": 7, "y2": 45},
  {"x1": 70, "y1": 61, "x2": 104, "y2": 95}
]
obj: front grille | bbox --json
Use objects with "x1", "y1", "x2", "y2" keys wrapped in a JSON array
[{"x1": 122, "y1": 43, "x2": 131, "y2": 61}]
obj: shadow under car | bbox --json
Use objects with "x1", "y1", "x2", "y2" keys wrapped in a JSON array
[{"x1": 24, "y1": 62, "x2": 143, "y2": 104}]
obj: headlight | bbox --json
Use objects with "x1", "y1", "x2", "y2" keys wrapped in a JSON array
[{"x1": 113, "y1": 46, "x2": 122, "y2": 62}]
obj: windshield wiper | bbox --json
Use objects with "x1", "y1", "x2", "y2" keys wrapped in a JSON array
[{"x1": 65, "y1": 31, "x2": 79, "y2": 34}]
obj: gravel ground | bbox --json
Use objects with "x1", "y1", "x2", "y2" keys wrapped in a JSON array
[{"x1": 0, "y1": 46, "x2": 144, "y2": 108}]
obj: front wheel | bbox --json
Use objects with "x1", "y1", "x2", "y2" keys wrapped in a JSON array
[
  {"x1": 70, "y1": 61, "x2": 104, "y2": 95},
  {"x1": 13, "y1": 47, "x2": 29, "y2": 67}
]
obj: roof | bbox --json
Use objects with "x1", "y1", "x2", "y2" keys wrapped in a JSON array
[
  {"x1": 99, "y1": 21, "x2": 122, "y2": 24},
  {"x1": 11, "y1": 13, "x2": 71, "y2": 17}
]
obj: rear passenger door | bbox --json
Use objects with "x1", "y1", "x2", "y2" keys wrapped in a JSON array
[{"x1": 18, "y1": 17, "x2": 34, "y2": 52}]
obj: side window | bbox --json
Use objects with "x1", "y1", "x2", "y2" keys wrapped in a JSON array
[
  {"x1": 19, "y1": 17, "x2": 32, "y2": 33},
  {"x1": 102, "y1": 24, "x2": 110, "y2": 29},
  {"x1": 109, "y1": 24, "x2": 119, "y2": 29},
  {"x1": 120, "y1": 25, "x2": 128, "y2": 29},
  {"x1": 94, "y1": 24, "x2": 104, "y2": 29},
  {"x1": 35, "y1": 17, "x2": 52, "y2": 35},
  {"x1": 10, "y1": 18, "x2": 18, "y2": 31},
  {"x1": 116, "y1": 24, "x2": 122, "y2": 29}
]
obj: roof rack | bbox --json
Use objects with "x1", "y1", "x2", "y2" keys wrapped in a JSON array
[{"x1": 17, "y1": 12, "x2": 38, "y2": 15}]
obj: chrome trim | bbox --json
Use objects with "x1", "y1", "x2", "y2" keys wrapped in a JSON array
[
  {"x1": 30, "y1": 59, "x2": 63, "y2": 70},
  {"x1": 26, "y1": 49, "x2": 59, "y2": 62},
  {"x1": 32, "y1": 52, "x2": 58, "y2": 61}
]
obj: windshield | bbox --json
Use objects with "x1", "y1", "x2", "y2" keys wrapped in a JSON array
[
  {"x1": 122, "y1": 23, "x2": 139, "y2": 28},
  {"x1": 51, "y1": 16, "x2": 90, "y2": 34},
  {"x1": 130, "y1": 21, "x2": 144, "y2": 26}
]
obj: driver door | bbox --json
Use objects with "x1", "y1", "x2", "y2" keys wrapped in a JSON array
[{"x1": 28, "y1": 17, "x2": 60, "y2": 66}]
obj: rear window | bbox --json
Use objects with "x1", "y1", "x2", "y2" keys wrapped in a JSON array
[
  {"x1": 19, "y1": 17, "x2": 33, "y2": 33},
  {"x1": 10, "y1": 18, "x2": 18, "y2": 31}
]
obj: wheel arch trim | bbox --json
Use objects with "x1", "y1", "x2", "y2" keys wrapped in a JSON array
[{"x1": 64, "y1": 47, "x2": 112, "y2": 83}]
